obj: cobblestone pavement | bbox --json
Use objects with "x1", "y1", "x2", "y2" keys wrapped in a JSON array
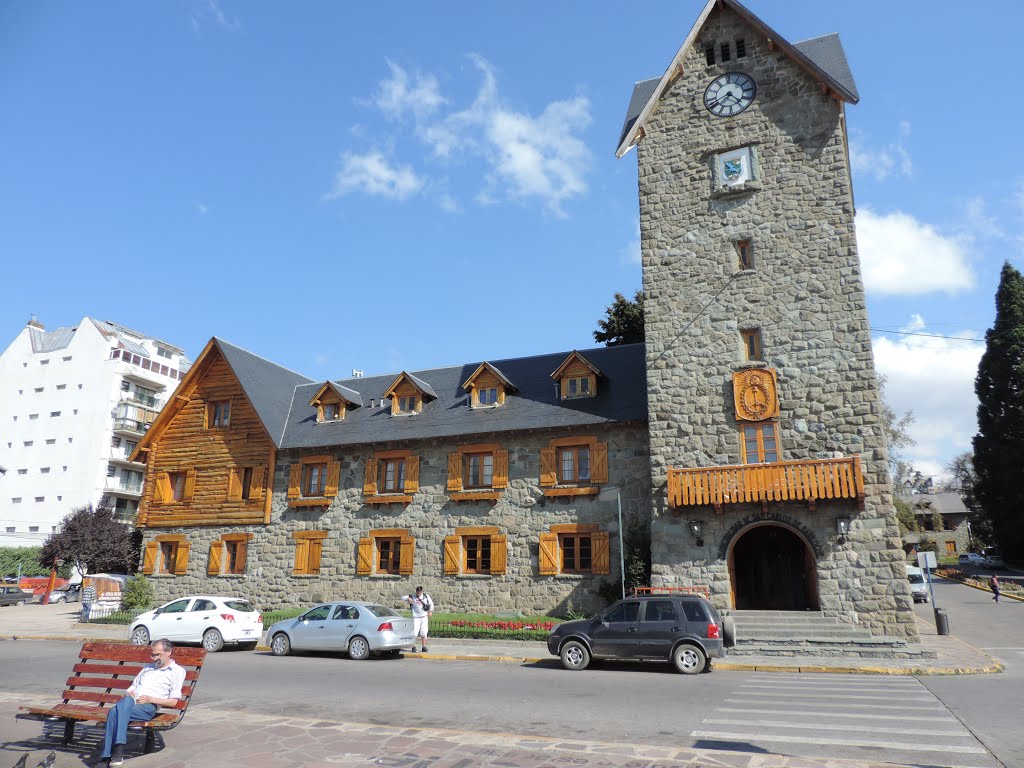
[{"x1": 1, "y1": 693, "x2": 922, "y2": 768}]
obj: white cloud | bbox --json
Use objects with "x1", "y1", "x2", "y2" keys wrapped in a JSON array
[
  {"x1": 326, "y1": 151, "x2": 425, "y2": 200},
  {"x1": 856, "y1": 208, "x2": 974, "y2": 296},
  {"x1": 345, "y1": 54, "x2": 592, "y2": 216},
  {"x1": 372, "y1": 61, "x2": 445, "y2": 121},
  {"x1": 873, "y1": 320, "x2": 984, "y2": 482},
  {"x1": 850, "y1": 121, "x2": 911, "y2": 181},
  {"x1": 314, "y1": 354, "x2": 329, "y2": 366},
  {"x1": 190, "y1": 0, "x2": 239, "y2": 31},
  {"x1": 621, "y1": 219, "x2": 641, "y2": 264},
  {"x1": 438, "y1": 193, "x2": 460, "y2": 214},
  {"x1": 194, "y1": 201, "x2": 208, "y2": 216}
]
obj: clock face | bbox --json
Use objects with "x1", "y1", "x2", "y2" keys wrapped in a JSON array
[{"x1": 703, "y1": 73, "x2": 757, "y2": 117}]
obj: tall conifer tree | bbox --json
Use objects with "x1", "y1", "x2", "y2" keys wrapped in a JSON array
[{"x1": 973, "y1": 262, "x2": 1024, "y2": 558}]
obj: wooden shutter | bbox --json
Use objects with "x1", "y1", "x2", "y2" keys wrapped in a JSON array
[
  {"x1": 404, "y1": 456, "x2": 420, "y2": 493},
  {"x1": 490, "y1": 534, "x2": 507, "y2": 575},
  {"x1": 293, "y1": 538, "x2": 309, "y2": 575},
  {"x1": 443, "y1": 535, "x2": 461, "y2": 575},
  {"x1": 492, "y1": 450, "x2": 509, "y2": 489},
  {"x1": 356, "y1": 538, "x2": 373, "y2": 576},
  {"x1": 142, "y1": 542, "x2": 158, "y2": 574},
  {"x1": 153, "y1": 473, "x2": 170, "y2": 504},
  {"x1": 591, "y1": 531, "x2": 610, "y2": 575},
  {"x1": 249, "y1": 466, "x2": 266, "y2": 501},
  {"x1": 540, "y1": 448, "x2": 557, "y2": 487},
  {"x1": 399, "y1": 534, "x2": 415, "y2": 575},
  {"x1": 227, "y1": 468, "x2": 243, "y2": 501},
  {"x1": 183, "y1": 469, "x2": 196, "y2": 502},
  {"x1": 207, "y1": 542, "x2": 223, "y2": 575},
  {"x1": 308, "y1": 539, "x2": 323, "y2": 575},
  {"x1": 287, "y1": 464, "x2": 302, "y2": 499},
  {"x1": 234, "y1": 539, "x2": 248, "y2": 573},
  {"x1": 538, "y1": 533, "x2": 559, "y2": 575},
  {"x1": 447, "y1": 453, "x2": 462, "y2": 492},
  {"x1": 591, "y1": 442, "x2": 609, "y2": 484},
  {"x1": 363, "y1": 458, "x2": 378, "y2": 496},
  {"x1": 173, "y1": 541, "x2": 191, "y2": 575},
  {"x1": 325, "y1": 461, "x2": 341, "y2": 498}
]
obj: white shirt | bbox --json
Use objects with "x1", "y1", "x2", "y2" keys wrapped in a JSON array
[
  {"x1": 129, "y1": 660, "x2": 185, "y2": 702},
  {"x1": 405, "y1": 594, "x2": 432, "y2": 618}
]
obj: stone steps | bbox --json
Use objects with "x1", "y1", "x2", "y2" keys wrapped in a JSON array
[{"x1": 726, "y1": 609, "x2": 937, "y2": 659}]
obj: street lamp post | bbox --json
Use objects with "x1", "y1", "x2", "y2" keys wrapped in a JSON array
[
  {"x1": 598, "y1": 485, "x2": 627, "y2": 600},
  {"x1": 42, "y1": 558, "x2": 64, "y2": 606}
]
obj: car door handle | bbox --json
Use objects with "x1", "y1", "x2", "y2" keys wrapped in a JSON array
[
  {"x1": 627, "y1": 628, "x2": 637, "y2": 632},
  {"x1": 671, "y1": 627, "x2": 682, "y2": 632},
  {"x1": 175, "y1": 617, "x2": 182, "y2": 621}
]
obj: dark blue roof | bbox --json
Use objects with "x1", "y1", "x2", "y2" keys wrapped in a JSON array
[{"x1": 279, "y1": 344, "x2": 648, "y2": 450}]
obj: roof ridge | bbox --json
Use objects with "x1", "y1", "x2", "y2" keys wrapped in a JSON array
[{"x1": 213, "y1": 336, "x2": 314, "y2": 383}]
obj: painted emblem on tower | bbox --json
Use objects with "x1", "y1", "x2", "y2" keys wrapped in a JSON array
[{"x1": 733, "y1": 368, "x2": 779, "y2": 421}]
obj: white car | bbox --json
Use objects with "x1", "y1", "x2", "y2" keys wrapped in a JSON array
[{"x1": 129, "y1": 595, "x2": 263, "y2": 652}]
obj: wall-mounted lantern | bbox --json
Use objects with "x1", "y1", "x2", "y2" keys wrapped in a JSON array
[
  {"x1": 835, "y1": 516, "x2": 850, "y2": 544},
  {"x1": 688, "y1": 520, "x2": 704, "y2": 547}
]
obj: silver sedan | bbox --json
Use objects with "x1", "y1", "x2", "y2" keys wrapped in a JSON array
[{"x1": 265, "y1": 601, "x2": 415, "y2": 660}]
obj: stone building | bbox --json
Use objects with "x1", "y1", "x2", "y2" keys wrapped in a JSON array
[
  {"x1": 899, "y1": 492, "x2": 972, "y2": 559},
  {"x1": 130, "y1": 0, "x2": 918, "y2": 639}
]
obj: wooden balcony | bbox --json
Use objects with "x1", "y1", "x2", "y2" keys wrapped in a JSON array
[{"x1": 667, "y1": 455, "x2": 864, "y2": 511}]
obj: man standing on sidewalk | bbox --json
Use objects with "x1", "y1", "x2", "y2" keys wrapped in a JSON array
[
  {"x1": 402, "y1": 586, "x2": 433, "y2": 653},
  {"x1": 99, "y1": 639, "x2": 184, "y2": 766}
]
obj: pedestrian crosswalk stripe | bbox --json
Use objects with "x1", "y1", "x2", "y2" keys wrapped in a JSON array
[
  {"x1": 704, "y1": 718, "x2": 966, "y2": 737},
  {"x1": 719, "y1": 706, "x2": 958, "y2": 722},
  {"x1": 723, "y1": 698, "x2": 947, "y2": 712},
  {"x1": 739, "y1": 682, "x2": 926, "y2": 694},
  {"x1": 728, "y1": 690, "x2": 936, "y2": 702},
  {"x1": 690, "y1": 730, "x2": 989, "y2": 754},
  {"x1": 745, "y1": 674, "x2": 922, "y2": 686}
]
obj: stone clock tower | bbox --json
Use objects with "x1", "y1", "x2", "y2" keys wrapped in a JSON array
[{"x1": 618, "y1": 0, "x2": 918, "y2": 638}]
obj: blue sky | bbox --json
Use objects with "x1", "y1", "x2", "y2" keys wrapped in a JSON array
[{"x1": 2, "y1": 0, "x2": 1020, "y2": 481}]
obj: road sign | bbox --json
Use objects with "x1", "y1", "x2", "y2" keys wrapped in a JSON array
[{"x1": 917, "y1": 551, "x2": 937, "y2": 569}]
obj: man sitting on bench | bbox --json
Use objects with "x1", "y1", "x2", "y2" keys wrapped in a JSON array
[{"x1": 100, "y1": 639, "x2": 185, "y2": 766}]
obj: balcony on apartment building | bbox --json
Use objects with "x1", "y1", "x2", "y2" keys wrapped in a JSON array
[
  {"x1": 667, "y1": 455, "x2": 865, "y2": 512},
  {"x1": 112, "y1": 417, "x2": 151, "y2": 436},
  {"x1": 104, "y1": 476, "x2": 143, "y2": 496},
  {"x1": 120, "y1": 390, "x2": 163, "y2": 409},
  {"x1": 109, "y1": 445, "x2": 143, "y2": 465}
]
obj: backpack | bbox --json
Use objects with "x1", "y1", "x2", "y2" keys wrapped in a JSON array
[{"x1": 421, "y1": 594, "x2": 434, "y2": 611}]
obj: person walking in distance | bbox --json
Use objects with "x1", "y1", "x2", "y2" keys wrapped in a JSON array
[
  {"x1": 403, "y1": 586, "x2": 433, "y2": 653},
  {"x1": 990, "y1": 575, "x2": 1001, "y2": 603}
]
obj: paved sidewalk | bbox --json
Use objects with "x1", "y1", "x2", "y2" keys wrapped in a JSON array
[
  {"x1": 0, "y1": 693, "x2": 952, "y2": 768},
  {"x1": 0, "y1": 603, "x2": 1002, "y2": 675}
]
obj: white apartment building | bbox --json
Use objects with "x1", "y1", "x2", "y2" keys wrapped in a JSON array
[{"x1": 0, "y1": 317, "x2": 190, "y2": 548}]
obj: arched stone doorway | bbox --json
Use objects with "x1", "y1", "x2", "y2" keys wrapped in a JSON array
[{"x1": 729, "y1": 523, "x2": 819, "y2": 610}]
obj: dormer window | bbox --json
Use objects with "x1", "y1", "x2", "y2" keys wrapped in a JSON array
[
  {"x1": 382, "y1": 371, "x2": 437, "y2": 417},
  {"x1": 551, "y1": 351, "x2": 603, "y2": 400},
  {"x1": 308, "y1": 381, "x2": 362, "y2": 424},
  {"x1": 461, "y1": 362, "x2": 516, "y2": 409}
]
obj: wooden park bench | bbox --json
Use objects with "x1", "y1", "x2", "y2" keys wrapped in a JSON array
[{"x1": 16, "y1": 641, "x2": 206, "y2": 754}]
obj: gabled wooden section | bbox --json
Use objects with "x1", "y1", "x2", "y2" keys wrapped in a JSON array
[
  {"x1": 382, "y1": 371, "x2": 436, "y2": 416},
  {"x1": 308, "y1": 381, "x2": 362, "y2": 423},
  {"x1": 131, "y1": 339, "x2": 276, "y2": 528},
  {"x1": 667, "y1": 455, "x2": 865, "y2": 512},
  {"x1": 461, "y1": 362, "x2": 517, "y2": 408},
  {"x1": 550, "y1": 351, "x2": 603, "y2": 400}
]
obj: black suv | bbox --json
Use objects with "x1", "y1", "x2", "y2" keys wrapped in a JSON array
[{"x1": 546, "y1": 594, "x2": 734, "y2": 674}]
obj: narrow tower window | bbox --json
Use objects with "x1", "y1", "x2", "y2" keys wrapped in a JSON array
[
  {"x1": 704, "y1": 44, "x2": 716, "y2": 65},
  {"x1": 741, "y1": 328, "x2": 763, "y2": 361},
  {"x1": 720, "y1": 42, "x2": 731, "y2": 63},
  {"x1": 736, "y1": 38, "x2": 747, "y2": 58},
  {"x1": 736, "y1": 240, "x2": 754, "y2": 270}
]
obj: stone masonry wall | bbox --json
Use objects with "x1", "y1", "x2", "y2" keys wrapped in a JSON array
[
  {"x1": 143, "y1": 422, "x2": 651, "y2": 617},
  {"x1": 637, "y1": 7, "x2": 917, "y2": 638}
]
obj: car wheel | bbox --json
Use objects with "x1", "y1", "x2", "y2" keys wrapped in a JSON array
[
  {"x1": 559, "y1": 640, "x2": 590, "y2": 671},
  {"x1": 271, "y1": 633, "x2": 291, "y2": 657},
  {"x1": 53, "y1": 596, "x2": 66, "y2": 605},
  {"x1": 15, "y1": 600, "x2": 25, "y2": 607},
  {"x1": 202, "y1": 628, "x2": 225, "y2": 653},
  {"x1": 673, "y1": 644, "x2": 706, "y2": 675},
  {"x1": 348, "y1": 635, "x2": 370, "y2": 661},
  {"x1": 722, "y1": 616, "x2": 737, "y2": 648},
  {"x1": 130, "y1": 626, "x2": 150, "y2": 646}
]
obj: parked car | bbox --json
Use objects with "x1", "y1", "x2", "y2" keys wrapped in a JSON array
[
  {"x1": 982, "y1": 554, "x2": 1006, "y2": 569},
  {"x1": 265, "y1": 601, "x2": 415, "y2": 660},
  {"x1": 958, "y1": 553, "x2": 986, "y2": 566},
  {"x1": 546, "y1": 594, "x2": 735, "y2": 674},
  {"x1": 0, "y1": 586, "x2": 35, "y2": 606},
  {"x1": 47, "y1": 583, "x2": 82, "y2": 604},
  {"x1": 128, "y1": 595, "x2": 263, "y2": 652},
  {"x1": 905, "y1": 565, "x2": 929, "y2": 603}
]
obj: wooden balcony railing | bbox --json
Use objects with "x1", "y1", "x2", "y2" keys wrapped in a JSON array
[{"x1": 667, "y1": 455, "x2": 864, "y2": 510}]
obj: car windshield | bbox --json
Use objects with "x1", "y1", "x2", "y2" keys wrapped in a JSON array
[
  {"x1": 224, "y1": 600, "x2": 255, "y2": 612},
  {"x1": 365, "y1": 604, "x2": 399, "y2": 617},
  {"x1": 908, "y1": 575, "x2": 925, "y2": 584}
]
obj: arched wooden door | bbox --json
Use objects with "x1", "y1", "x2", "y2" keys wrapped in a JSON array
[{"x1": 729, "y1": 523, "x2": 819, "y2": 610}]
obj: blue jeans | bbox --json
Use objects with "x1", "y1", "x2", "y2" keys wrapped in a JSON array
[{"x1": 101, "y1": 696, "x2": 157, "y2": 758}]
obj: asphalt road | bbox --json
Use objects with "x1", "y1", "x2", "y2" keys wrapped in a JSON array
[
  {"x1": 0, "y1": 632, "x2": 1007, "y2": 768},
  {"x1": 913, "y1": 575, "x2": 1024, "y2": 768}
]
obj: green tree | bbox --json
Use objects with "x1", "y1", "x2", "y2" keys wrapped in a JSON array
[
  {"x1": 973, "y1": 262, "x2": 1024, "y2": 559},
  {"x1": 893, "y1": 497, "x2": 918, "y2": 536},
  {"x1": 594, "y1": 291, "x2": 645, "y2": 346},
  {"x1": 877, "y1": 374, "x2": 917, "y2": 486},
  {"x1": 121, "y1": 575, "x2": 154, "y2": 611},
  {"x1": 0, "y1": 547, "x2": 50, "y2": 578},
  {"x1": 40, "y1": 505, "x2": 141, "y2": 575},
  {"x1": 931, "y1": 510, "x2": 945, "y2": 533}
]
